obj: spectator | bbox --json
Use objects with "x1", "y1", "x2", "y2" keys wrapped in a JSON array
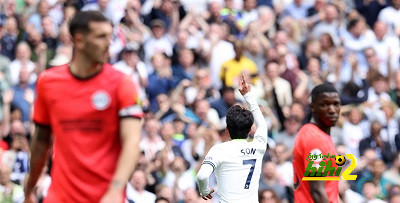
[
  {"x1": 377, "y1": 0, "x2": 400, "y2": 36},
  {"x1": 361, "y1": 181, "x2": 387, "y2": 203},
  {"x1": 0, "y1": 44, "x2": 11, "y2": 93},
  {"x1": 389, "y1": 70, "x2": 400, "y2": 107},
  {"x1": 9, "y1": 42, "x2": 36, "y2": 86},
  {"x1": 273, "y1": 143, "x2": 293, "y2": 187},
  {"x1": 192, "y1": 99, "x2": 220, "y2": 128},
  {"x1": 356, "y1": 159, "x2": 393, "y2": 199},
  {"x1": 241, "y1": 0, "x2": 258, "y2": 29},
  {"x1": 119, "y1": 0, "x2": 150, "y2": 45},
  {"x1": 155, "y1": 196, "x2": 171, "y2": 203},
  {"x1": 143, "y1": 19, "x2": 176, "y2": 69},
  {"x1": 40, "y1": 16, "x2": 58, "y2": 52},
  {"x1": 259, "y1": 160, "x2": 288, "y2": 203},
  {"x1": 263, "y1": 61, "x2": 292, "y2": 118},
  {"x1": 281, "y1": 0, "x2": 309, "y2": 21},
  {"x1": 312, "y1": 4, "x2": 343, "y2": 45},
  {"x1": 220, "y1": 40, "x2": 258, "y2": 88},
  {"x1": 383, "y1": 152, "x2": 400, "y2": 186},
  {"x1": 372, "y1": 21, "x2": 400, "y2": 77},
  {"x1": 0, "y1": 165, "x2": 24, "y2": 203},
  {"x1": 378, "y1": 100, "x2": 399, "y2": 152},
  {"x1": 184, "y1": 68, "x2": 217, "y2": 104},
  {"x1": 355, "y1": 0, "x2": 387, "y2": 28},
  {"x1": 243, "y1": 27, "x2": 270, "y2": 74},
  {"x1": 126, "y1": 169, "x2": 157, "y2": 203},
  {"x1": 219, "y1": 0, "x2": 244, "y2": 36},
  {"x1": 342, "y1": 17, "x2": 375, "y2": 55},
  {"x1": 172, "y1": 48, "x2": 196, "y2": 86},
  {"x1": 204, "y1": 1, "x2": 223, "y2": 24},
  {"x1": 359, "y1": 121, "x2": 394, "y2": 164},
  {"x1": 8, "y1": 133, "x2": 30, "y2": 186},
  {"x1": 155, "y1": 184, "x2": 175, "y2": 203},
  {"x1": 0, "y1": 17, "x2": 19, "y2": 60},
  {"x1": 275, "y1": 115, "x2": 301, "y2": 153},
  {"x1": 183, "y1": 188, "x2": 205, "y2": 203},
  {"x1": 114, "y1": 44, "x2": 148, "y2": 104},
  {"x1": 383, "y1": 152, "x2": 400, "y2": 185},
  {"x1": 273, "y1": 43, "x2": 299, "y2": 89},
  {"x1": 388, "y1": 185, "x2": 400, "y2": 202},
  {"x1": 140, "y1": 119, "x2": 165, "y2": 161},
  {"x1": 146, "y1": 53, "x2": 174, "y2": 112},
  {"x1": 210, "y1": 86, "x2": 240, "y2": 119},
  {"x1": 180, "y1": 122, "x2": 204, "y2": 168},
  {"x1": 81, "y1": 0, "x2": 116, "y2": 24},
  {"x1": 259, "y1": 189, "x2": 282, "y2": 203},
  {"x1": 144, "y1": 0, "x2": 186, "y2": 31},
  {"x1": 162, "y1": 156, "x2": 196, "y2": 202},
  {"x1": 198, "y1": 22, "x2": 235, "y2": 89},
  {"x1": 279, "y1": 17, "x2": 304, "y2": 56},
  {"x1": 338, "y1": 179, "x2": 364, "y2": 203},
  {"x1": 10, "y1": 68, "x2": 34, "y2": 124},
  {"x1": 27, "y1": 0, "x2": 54, "y2": 34},
  {"x1": 342, "y1": 107, "x2": 365, "y2": 159},
  {"x1": 306, "y1": 0, "x2": 327, "y2": 26},
  {"x1": 365, "y1": 73, "x2": 391, "y2": 113}
]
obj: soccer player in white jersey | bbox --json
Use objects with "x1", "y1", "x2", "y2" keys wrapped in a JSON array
[{"x1": 196, "y1": 75, "x2": 269, "y2": 203}]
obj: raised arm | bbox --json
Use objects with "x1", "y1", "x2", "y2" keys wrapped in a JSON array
[{"x1": 239, "y1": 75, "x2": 268, "y2": 143}]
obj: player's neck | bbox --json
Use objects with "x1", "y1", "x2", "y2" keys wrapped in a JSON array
[
  {"x1": 70, "y1": 56, "x2": 102, "y2": 79},
  {"x1": 311, "y1": 118, "x2": 331, "y2": 135},
  {"x1": 314, "y1": 122, "x2": 331, "y2": 135}
]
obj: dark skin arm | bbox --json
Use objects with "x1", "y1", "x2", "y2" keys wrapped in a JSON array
[
  {"x1": 309, "y1": 181, "x2": 329, "y2": 203},
  {"x1": 24, "y1": 125, "x2": 52, "y2": 200}
]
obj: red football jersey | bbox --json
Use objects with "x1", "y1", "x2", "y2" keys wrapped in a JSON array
[
  {"x1": 33, "y1": 64, "x2": 143, "y2": 202},
  {"x1": 292, "y1": 123, "x2": 339, "y2": 203}
]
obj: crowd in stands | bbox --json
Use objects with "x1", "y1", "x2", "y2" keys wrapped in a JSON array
[{"x1": 0, "y1": 0, "x2": 400, "y2": 202}]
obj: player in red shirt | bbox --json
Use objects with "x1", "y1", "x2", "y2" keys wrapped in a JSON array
[
  {"x1": 292, "y1": 83, "x2": 341, "y2": 203},
  {"x1": 24, "y1": 11, "x2": 144, "y2": 203}
]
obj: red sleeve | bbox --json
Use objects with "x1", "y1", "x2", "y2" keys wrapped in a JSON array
[
  {"x1": 33, "y1": 73, "x2": 50, "y2": 125},
  {"x1": 117, "y1": 76, "x2": 144, "y2": 119}
]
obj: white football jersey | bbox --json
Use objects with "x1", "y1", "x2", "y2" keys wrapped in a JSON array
[{"x1": 197, "y1": 92, "x2": 268, "y2": 203}]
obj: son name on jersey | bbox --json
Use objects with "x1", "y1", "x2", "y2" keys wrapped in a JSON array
[{"x1": 241, "y1": 148, "x2": 256, "y2": 155}]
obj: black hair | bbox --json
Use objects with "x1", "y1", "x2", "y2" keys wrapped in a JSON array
[
  {"x1": 69, "y1": 11, "x2": 110, "y2": 38},
  {"x1": 311, "y1": 83, "x2": 338, "y2": 103},
  {"x1": 342, "y1": 81, "x2": 360, "y2": 97},
  {"x1": 226, "y1": 105, "x2": 254, "y2": 139},
  {"x1": 347, "y1": 17, "x2": 362, "y2": 31},
  {"x1": 220, "y1": 86, "x2": 235, "y2": 96}
]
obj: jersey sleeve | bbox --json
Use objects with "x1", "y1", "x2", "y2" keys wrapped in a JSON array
[
  {"x1": 201, "y1": 145, "x2": 222, "y2": 172},
  {"x1": 243, "y1": 91, "x2": 268, "y2": 146},
  {"x1": 33, "y1": 73, "x2": 50, "y2": 126},
  {"x1": 197, "y1": 164, "x2": 214, "y2": 196},
  {"x1": 117, "y1": 76, "x2": 144, "y2": 119}
]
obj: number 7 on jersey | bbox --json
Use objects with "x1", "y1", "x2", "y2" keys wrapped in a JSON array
[{"x1": 243, "y1": 159, "x2": 256, "y2": 189}]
